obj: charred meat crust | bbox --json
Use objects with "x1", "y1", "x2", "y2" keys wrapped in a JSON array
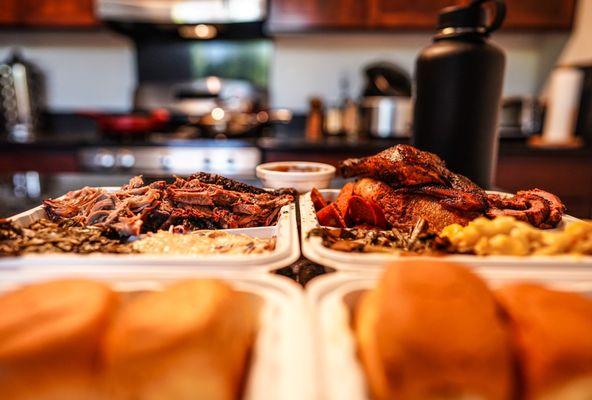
[
  {"x1": 339, "y1": 145, "x2": 565, "y2": 230},
  {"x1": 43, "y1": 174, "x2": 295, "y2": 237},
  {"x1": 189, "y1": 172, "x2": 298, "y2": 197}
]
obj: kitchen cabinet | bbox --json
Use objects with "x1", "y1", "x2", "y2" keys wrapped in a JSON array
[
  {"x1": 267, "y1": 0, "x2": 577, "y2": 32},
  {"x1": 504, "y1": 0, "x2": 577, "y2": 30},
  {"x1": 0, "y1": 0, "x2": 98, "y2": 27},
  {"x1": 369, "y1": 0, "x2": 456, "y2": 29},
  {"x1": 22, "y1": 0, "x2": 97, "y2": 27},
  {"x1": 0, "y1": 0, "x2": 19, "y2": 25}
]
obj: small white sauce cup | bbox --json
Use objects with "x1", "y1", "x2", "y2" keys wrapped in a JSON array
[{"x1": 256, "y1": 161, "x2": 336, "y2": 193}]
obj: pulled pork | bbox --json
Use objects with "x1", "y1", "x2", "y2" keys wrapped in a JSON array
[{"x1": 43, "y1": 174, "x2": 295, "y2": 237}]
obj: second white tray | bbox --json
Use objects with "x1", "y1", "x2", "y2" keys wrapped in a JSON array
[{"x1": 300, "y1": 189, "x2": 592, "y2": 275}]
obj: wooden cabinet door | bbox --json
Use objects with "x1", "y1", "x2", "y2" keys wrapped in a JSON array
[
  {"x1": 369, "y1": 0, "x2": 459, "y2": 29},
  {"x1": 503, "y1": 0, "x2": 576, "y2": 30},
  {"x1": 21, "y1": 0, "x2": 98, "y2": 27},
  {"x1": 267, "y1": 0, "x2": 576, "y2": 32},
  {"x1": 268, "y1": 0, "x2": 371, "y2": 32},
  {"x1": 0, "y1": 0, "x2": 20, "y2": 25},
  {"x1": 369, "y1": 0, "x2": 577, "y2": 30}
]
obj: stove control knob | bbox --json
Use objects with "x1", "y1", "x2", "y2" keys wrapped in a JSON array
[
  {"x1": 94, "y1": 150, "x2": 115, "y2": 169},
  {"x1": 117, "y1": 151, "x2": 136, "y2": 169}
]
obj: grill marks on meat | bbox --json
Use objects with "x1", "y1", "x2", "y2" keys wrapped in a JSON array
[
  {"x1": 398, "y1": 185, "x2": 488, "y2": 213},
  {"x1": 189, "y1": 172, "x2": 298, "y2": 197},
  {"x1": 486, "y1": 189, "x2": 566, "y2": 229},
  {"x1": 339, "y1": 145, "x2": 565, "y2": 231},
  {"x1": 43, "y1": 174, "x2": 294, "y2": 237}
]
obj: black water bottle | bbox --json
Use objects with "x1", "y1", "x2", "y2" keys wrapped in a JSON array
[{"x1": 412, "y1": 0, "x2": 506, "y2": 188}]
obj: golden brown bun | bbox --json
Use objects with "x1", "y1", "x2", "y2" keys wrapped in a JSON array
[
  {"x1": 495, "y1": 283, "x2": 592, "y2": 400},
  {"x1": 0, "y1": 279, "x2": 119, "y2": 400},
  {"x1": 355, "y1": 261, "x2": 514, "y2": 400},
  {"x1": 102, "y1": 279, "x2": 259, "y2": 400}
]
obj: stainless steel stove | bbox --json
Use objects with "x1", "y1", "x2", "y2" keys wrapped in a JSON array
[
  {"x1": 0, "y1": 143, "x2": 263, "y2": 217},
  {"x1": 78, "y1": 144, "x2": 261, "y2": 178}
]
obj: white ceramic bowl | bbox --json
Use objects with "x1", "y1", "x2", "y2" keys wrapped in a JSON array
[{"x1": 256, "y1": 161, "x2": 336, "y2": 193}]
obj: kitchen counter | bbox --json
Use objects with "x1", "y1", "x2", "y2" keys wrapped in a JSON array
[
  {"x1": 1, "y1": 113, "x2": 591, "y2": 218},
  {"x1": 3, "y1": 118, "x2": 591, "y2": 158},
  {"x1": 0, "y1": 115, "x2": 258, "y2": 150},
  {"x1": 258, "y1": 135, "x2": 592, "y2": 158}
]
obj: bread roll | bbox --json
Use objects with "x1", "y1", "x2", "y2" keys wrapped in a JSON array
[
  {"x1": 496, "y1": 283, "x2": 592, "y2": 400},
  {"x1": 0, "y1": 279, "x2": 119, "y2": 400},
  {"x1": 355, "y1": 261, "x2": 514, "y2": 400},
  {"x1": 102, "y1": 279, "x2": 259, "y2": 400}
]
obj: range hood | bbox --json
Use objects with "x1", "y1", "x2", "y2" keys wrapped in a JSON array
[{"x1": 96, "y1": 0, "x2": 267, "y2": 24}]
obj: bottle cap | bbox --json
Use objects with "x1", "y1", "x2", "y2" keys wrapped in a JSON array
[
  {"x1": 437, "y1": 0, "x2": 505, "y2": 36},
  {"x1": 438, "y1": 4, "x2": 486, "y2": 30}
]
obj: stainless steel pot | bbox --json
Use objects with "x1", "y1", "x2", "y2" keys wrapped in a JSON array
[
  {"x1": 0, "y1": 50, "x2": 44, "y2": 142},
  {"x1": 133, "y1": 77, "x2": 291, "y2": 137},
  {"x1": 134, "y1": 78, "x2": 262, "y2": 116},
  {"x1": 361, "y1": 96, "x2": 412, "y2": 138}
]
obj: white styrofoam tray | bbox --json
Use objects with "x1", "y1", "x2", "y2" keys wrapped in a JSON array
[
  {"x1": 1, "y1": 187, "x2": 300, "y2": 271},
  {"x1": 300, "y1": 189, "x2": 592, "y2": 274},
  {"x1": 306, "y1": 271, "x2": 592, "y2": 400},
  {"x1": 0, "y1": 267, "x2": 314, "y2": 400}
]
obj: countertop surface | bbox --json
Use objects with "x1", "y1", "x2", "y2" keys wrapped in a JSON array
[{"x1": 2, "y1": 114, "x2": 591, "y2": 157}]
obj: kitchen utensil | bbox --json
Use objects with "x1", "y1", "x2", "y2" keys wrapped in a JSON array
[
  {"x1": 324, "y1": 104, "x2": 343, "y2": 136},
  {"x1": 360, "y1": 62, "x2": 412, "y2": 138},
  {"x1": 79, "y1": 109, "x2": 171, "y2": 137},
  {"x1": 134, "y1": 77, "x2": 288, "y2": 137},
  {"x1": 361, "y1": 96, "x2": 412, "y2": 138},
  {"x1": 196, "y1": 108, "x2": 292, "y2": 137},
  {"x1": 0, "y1": 49, "x2": 44, "y2": 143},
  {"x1": 342, "y1": 99, "x2": 360, "y2": 138},
  {"x1": 306, "y1": 97, "x2": 324, "y2": 141},
  {"x1": 413, "y1": 0, "x2": 506, "y2": 189},
  {"x1": 362, "y1": 62, "x2": 412, "y2": 97},
  {"x1": 134, "y1": 78, "x2": 261, "y2": 117},
  {"x1": 500, "y1": 96, "x2": 542, "y2": 137}
]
